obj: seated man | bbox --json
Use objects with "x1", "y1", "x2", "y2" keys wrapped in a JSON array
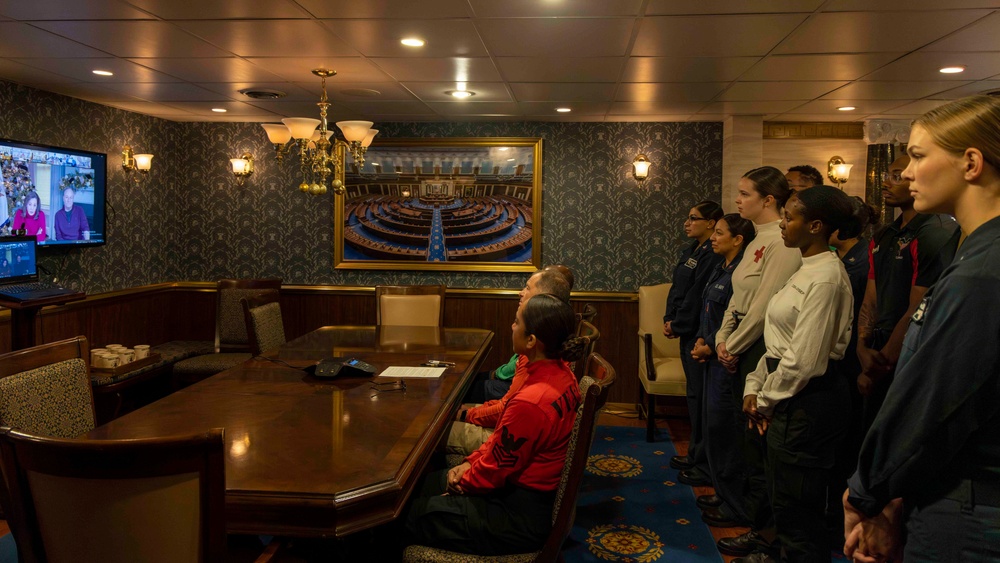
[{"x1": 448, "y1": 267, "x2": 571, "y2": 456}]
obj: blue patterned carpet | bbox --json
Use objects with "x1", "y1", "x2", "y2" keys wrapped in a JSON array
[{"x1": 563, "y1": 426, "x2": 723, "y2": 562}]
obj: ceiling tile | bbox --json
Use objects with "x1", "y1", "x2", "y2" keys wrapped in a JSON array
[
  {"x1": 821, "y1": 80, "x2": 970, "y2": 100},
  {"x1": 123, "y1": 0, "x2": 311, "y2": 20},
  {"x1": 0, "y1": 58, "x2": 82, "y2": 84},
  {"x1": 646, "y1": 0, "x2": 823, "y2": 14},
  {"x1": 160, "y1": 101, "x2": 282, "y2": 118},
  {"x1": 423, "y1": 101, "x2": 519, "y2": 116},
  {"x1": 0, "y1": 0, "x2": 151, "y2": 20},
  {"x1": 609, "y1": 101, "x2": 707, "y2": 114},
  {"x1": 198, "y1": 82, "x2": 316, "y2": 102},
  {"x1": 622, "y1": 57, "x2": 760, "y2": 82},
  {"x1": 126, "y1": 58, "x2": 285, "y2": 83},
  {"x1": 9, "y1": 58, "x2": 183, "y2": 83},
  {"x1": 773, "y1": 11, "x2": 989, "y2": 55},
  {"x1": 879, "y1": 99, "x2": 951, "y2": 114},
  {"x1": 862, "y1": 51, "x2": 1000, "y2": 81},
  {"x1": 245, "y1": 58, "x2": 393, "y2": 83},
  {"x1": 33, "y1": 21, "x2": 233, "y2": 58},
  {"x1": 510, "y1": 83, "x2": 616, "y2": 102},
  {"x1": 610, "y1": 113, "x2": 699, "y2": 121},
  {"x1": 403, "y1": 82, "x2": 512, "y2": 102},
  {"x1": 633, "y1": 14, "x2": 808, "y2": 57},
  {"x1": 470, "y1": 0, "x2": 643, "y2": 17},
  {"x1": 103, "y1": 101, "x2": 197, "y2": 117},
  {"x1": 741, "y1": 53, "x2": 902, "y2": 81},
  {"x1": 175, "y1": 20, "x2": 356, "y2": 58},
  {"x1": 295, "y1": 0, "x2": 471, "y2": 19},
  {"x1": 371, "y1": 58, "x2": 502, "y2": 82},
  {"x1": 319, "y1": 19, "x2": 488, "y2": 58},
  {"x1": 338, "y1": 100, "x2": 436, "y2": 116},
  {"x1": 767, "y1": 112, "x2": 868, "y2": 122},
  {"x1": 923, "y1": 11, "x2": 1000, "y2": 52},
  {"x1": 698, "y1": 100, "x2": 804, "y2": 114},
  {"x1": 823, "y1": 0, "x2": 1000, "y2": 10},
  {"x1": 318, "y1": 81, "x2": 419, "y2": 102},
  {"x1": 241, "y1": 100, "x2": 362, "y2": 120},
  {"x1": 927, "y1": 80, "x2": 1000, "y2": 98},
  {"x1": 616, "y1": 83, "x2": 728, "y2": 102},
  {"x1": 784, "y1": 99, "x2": 906, "y2": 114},
  {"x1": 0, "y1": 23, "x2": 111, "y2": 58},
  {"x1": 518, "y1": 101, "x2": 612, "y2": 116},
  {"x1": 98, "y1": 82, "x2": 233, "y2": 102},
  {"x1": 718, "y1": 81, "x2": 847, "y2": 101},
  {"x1": 477, "y1": 18, "x2": 635, "y2": 57},
  {"x1": 38, "y1": 83, "x2": 144, "y2": 102},
  {"x1": 496, "y1": 57, "x2": 625, "y2": 83}
]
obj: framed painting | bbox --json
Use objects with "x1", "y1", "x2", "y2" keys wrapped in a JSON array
[{"x1": 334, "y1": 137, "x2": 542, "y2": 272}]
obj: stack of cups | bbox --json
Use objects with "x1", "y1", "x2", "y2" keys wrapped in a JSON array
[{"x1": 134, "y1": 344, "x2": 150, "y2": 359}]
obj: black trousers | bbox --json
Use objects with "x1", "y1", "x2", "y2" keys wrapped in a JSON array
[
  {"x1": 404, "y1": 469, "x2": 553, "y2": 556},
  {"x1": 735, "y1": 337, "x2": 774, "y2": 532},
  {"x1": 679, "y1": 333, "x2": 709, "y2": 473},
  {"x1": 766, "y1": 369, "x2": 850, "y2": 563}
]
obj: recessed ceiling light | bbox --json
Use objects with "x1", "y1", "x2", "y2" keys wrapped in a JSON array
[
  {"x1": 555, "y1": 107, "x2": 571, "y2": 113},
  {"x1": 446, "y1": 90, "x2": 475, "y2": 98},
  {"x1": 401, "y1": 38, "x2": 425, "y2": 47},
  {"x1": 507, "y1": 158, "x2": 516, "y2": 162},
  {"x1": 92, "y1": 70, "x2": 113, "y2": 76},
  {"x1": 837, "y1": 106, "x2": 856, "y2": 111},
  {"x1": 939, "y1": 66, "x2": 966, "y2": 74},
  {"x1": 211, "y1": 108, "x2": 227, "y2": 113}
]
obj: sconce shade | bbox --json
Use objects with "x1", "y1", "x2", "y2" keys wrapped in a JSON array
[
  {"x1": 834, "y1": 163, "x2": 853, "y2": 179},
  {"x1": 230, "y1": 158, "x2": 249, "y2": 174},
  {"x1": 134, "y1": 154, "x2": 154, "y2": 171},
  {"x1": 632, "y1": 154, "x2": 651, "y2": 182},
  {"x1": 361, "y1": 129, "x2": 379, "y2": 148},
  {"x1": 261, "y1": 123, "x2": 292, "y2": 145},
  {"x1": 282, "y1": 117, "x2": 321, "y2": 140},
  {"x1": 827, "y1": 155, "x2": 853, "y2": 186},
  {"x1": 336, "y1": 121, "x2": 375, "y2": 142}
]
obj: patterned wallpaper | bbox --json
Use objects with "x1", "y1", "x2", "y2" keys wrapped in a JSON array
[{"x1": 0, "y1": 80, "x2": 722, "y2": 293}]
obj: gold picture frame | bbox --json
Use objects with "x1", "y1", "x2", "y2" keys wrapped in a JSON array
[{"x1": 334, "y1": 137, "x2": 542, "y2": 272}]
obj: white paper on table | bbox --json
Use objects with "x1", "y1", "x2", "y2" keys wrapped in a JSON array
[{"x1": 378, "y1": 366, "x2": 447, "y2": 379}]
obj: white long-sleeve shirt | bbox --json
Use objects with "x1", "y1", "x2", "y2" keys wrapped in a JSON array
[
  {"x1": 715, "y1": 220, "x2": 802, "y2": 355},
  {"x1": 744, "y1": 251, "x2": 854, "y2": 416}
]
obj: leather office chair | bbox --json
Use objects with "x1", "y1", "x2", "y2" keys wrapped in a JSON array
[
  {"x1": 375, "y1": 284, "x2": 446, "y2": 327},
  {"x1": 173, "y1": 278, "x2": 282, "y2": 386},
  {"x1": 0, "y1": 427, "x2": 226, "y2": 563},
  {"x1": 241, "y1": 290, "x2": 286, "y2": 356},
  {"x1": 637, "y1": 283, "x2": 686, "y2": 442},
  {"x1": 403, "y1": 353, "x2": 616, "y2": 563},
  {"x1": 0, "y1": 336, "x2": 95, "y2": 439}
]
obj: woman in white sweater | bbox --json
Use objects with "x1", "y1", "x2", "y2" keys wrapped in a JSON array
[
  {"x1": 743, "y1": 185, "x2": 857, "y2": 562},
  {"x1": 711, "y1": 166, "x2": 801, "y2": 557}
]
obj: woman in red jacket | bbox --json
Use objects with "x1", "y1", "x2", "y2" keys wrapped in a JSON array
[{"x1": 405, "y1": 293, "x2": 587, "y2": 555}]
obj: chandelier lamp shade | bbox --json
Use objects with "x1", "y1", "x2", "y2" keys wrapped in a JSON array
[{"x1": 259, "y1": 69, "x2": 378, "y2": 195}]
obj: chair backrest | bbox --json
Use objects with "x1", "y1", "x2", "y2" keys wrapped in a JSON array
[
  {"x1": 573, "y1": 320, "x2": 600, "y2": 380},
  {"x1": 0, "y1": 336, "x2": 95, "y2": 438},
  {"x1": 638, "y1": 283, "x2": 680, "y2": 362},
  {"x1": 375, "y1": 284, "x2": 446, "y2": 327},
  {"x1": 241, "y1": 290, "x2": 286, "y2": 356},
  {"x1": 579, "y1": 303, "x2": 598, "y2": 324},
  {"x1": 537, "y1": 353, "x2": 616, "y2": 562},
  {"x1": 0, "y1": 427, "x2": 226, "y2": 563},
  {"x1": 215, "y1": 278, "x2": 282, "y2": 352}
]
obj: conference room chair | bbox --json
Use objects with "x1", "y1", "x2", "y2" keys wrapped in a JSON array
[
  {"x1": 375, "y1": 284, "x2": 446, "y2": 327},
  {"x1": 403, "y1": 353, "x2": 616, "y2": 563},
  {"x1": 0, "y1": 427, "x2": 226, "y2": 563},
  {"x1": 241, "y1": 290, "x2": 286, "y2": 356},
  {"x1": 579, "y1": 303, "x2": 598, "y2": 324},
  {"x1": 0, "y1": 335, "x2": 95, "y2": 439},
  {"x1": 573, "y1": 319, "x2": 600, "y2": 381},
  {"x1": 637, "y1": 283, "x2": 686, "y2": 442},
  {"x1": 173, "y1": 277, "x2": 282, "y2": 387}
]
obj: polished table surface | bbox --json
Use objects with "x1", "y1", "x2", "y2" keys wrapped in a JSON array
[{"x1": 86, "y1": 325, "x2": 494, "y2": 538}]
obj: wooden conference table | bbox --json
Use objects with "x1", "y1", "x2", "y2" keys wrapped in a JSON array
[{"x1": 86, "y1": 325, "x2": 494, "y2": 538}]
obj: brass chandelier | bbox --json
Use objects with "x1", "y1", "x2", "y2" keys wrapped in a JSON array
[{"x1": 260, "y1": 69, "x2": 378, "y2": 195}]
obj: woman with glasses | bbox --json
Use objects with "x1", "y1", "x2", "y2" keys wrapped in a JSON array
[
  {"x1": 845, "y1": 94, "x2": 1000, "y2": 562},
  {"x1": 405, "y1": 294, "x2": 587, "y2": 556},
  {"x1": 664, "y1": 201, "x2": 725, "y2": 486}
]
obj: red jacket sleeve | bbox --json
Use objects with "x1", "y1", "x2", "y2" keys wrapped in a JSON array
[
  {"x1": 460, "y1": 399, "x2": 546, "y2": 494},
  {"x1": 464, "y1": 355, "x2": 528, "y2": 428}
]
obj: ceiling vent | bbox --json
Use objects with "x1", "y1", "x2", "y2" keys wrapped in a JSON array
[{"x1": 239, "y1": 88, "x2": 287, "y2": 100}]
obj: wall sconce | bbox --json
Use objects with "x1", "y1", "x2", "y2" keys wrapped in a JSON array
[
  {"x1": 827, "y1": 155, "x2": 853, "y2": 189},
  {"x1": 401, "y1": 189, "x2": 411, "y2": 197},
  {"x1": 122, "y1": 145, "x2": 153, "y2": 181},
  {"x1": 632, "y1": 154, "x2": 651, "y2": 185},
  {"x1": 230, "y1": 152, "x2": 254, "y2": 187}
]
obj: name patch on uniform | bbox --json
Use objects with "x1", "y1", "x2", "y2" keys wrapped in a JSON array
[
  {"x1": 911, "y1": 298, "x2": 928, "y2": 324},
  {"x1": 685, "y1": 258, "x2": 698, "y2": 269}
]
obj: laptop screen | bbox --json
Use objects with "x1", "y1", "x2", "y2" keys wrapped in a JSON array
[{"x1": 0, "y1": 236, "x2": 39, "y2": 285}]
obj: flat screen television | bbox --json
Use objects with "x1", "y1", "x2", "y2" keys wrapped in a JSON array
[{"x1": 0, "y1": 137, "x2": 107, "y2": 248}]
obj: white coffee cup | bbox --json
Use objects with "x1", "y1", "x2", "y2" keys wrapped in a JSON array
[
  {"x1": 96, "y1": 353, "x2": 119, "y2": 368},
  {"x1": 90, "y1": 348, "x2": 107, "y2": 363},
  {"x1": 118, "y1": 350, "x2": 135, "y2": 364},
  {"x1": 134, "y1": 345, "x2": 150, "y2": 359},
  {"x1": 105, "y1": 344, "x2": 122, "y2": 351}
]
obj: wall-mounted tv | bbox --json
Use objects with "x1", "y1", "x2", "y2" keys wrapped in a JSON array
[{"x1": 0, "y1": 138, "x2": 107, "y2": 248}]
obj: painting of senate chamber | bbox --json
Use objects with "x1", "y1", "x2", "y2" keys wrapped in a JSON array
[{"x1": 334, "y1": 138, "x2": 542, "y2": 272}]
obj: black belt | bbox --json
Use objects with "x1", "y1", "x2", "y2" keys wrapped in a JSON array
[{"x1": 940, "y1": 478, "x2": 1000, "y2": 508}]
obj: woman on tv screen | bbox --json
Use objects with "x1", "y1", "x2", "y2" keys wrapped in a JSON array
[{"x1": 13, "y1": 190, "x2": 46, "y2": 243}]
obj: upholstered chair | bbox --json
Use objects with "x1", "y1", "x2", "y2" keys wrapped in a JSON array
[
  {"x1": 375, "y1": 285, "x2": 446, "y2": 327},
  {"x1": 0, "y1": 427, "x2": 226, "y2": 563},
  {"x1": 403, "y1": 353, "x2": 616, "y2": 563},
  {"x1": 637, "y1": 283, "x2": 686, "y2": 442},
  {"x1": 172, "y1": 278, "x2": 282, "y2": 387},
  {"x1": 241, "y1": 290, "x2": 286, "y2": 356}
]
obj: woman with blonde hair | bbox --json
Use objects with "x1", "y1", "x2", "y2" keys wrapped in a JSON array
[{"x1": 845, "y1": 94, "x2": 1000, "y2": 561}]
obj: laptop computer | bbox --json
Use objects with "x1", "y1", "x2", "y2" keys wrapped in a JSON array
[{"x1": 0, "y1": 236, "x2": 77, "y2": 302}]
